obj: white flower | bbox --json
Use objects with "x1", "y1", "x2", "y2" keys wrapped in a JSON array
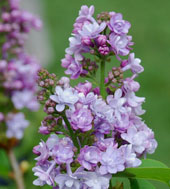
[
  {"x1": 120, "y1": 144, "x2": 141, "y2": 168},
  {"x1": 83, "y1": 171, "x2": 111, "y2": 189},
  {"x1": 78, "y1": 21, "x2": 106, "y2": 39},
  {"x1": 50, "y1": 86, "x2": 79, "y2": 112}
]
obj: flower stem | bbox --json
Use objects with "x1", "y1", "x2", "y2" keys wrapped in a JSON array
[
  {"x1": 62, "y1": 113, "x2": 80, "y2": 153},
  {"x1": 100, "y1": 58, "x2": 106, "y2": 98},
  {"x1": 7, "y1": 149, "x2": 25, "y2": 189}
]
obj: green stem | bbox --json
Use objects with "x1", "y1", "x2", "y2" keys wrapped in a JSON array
[
  {"x1": 62, "y1": 113, "x2": 80, "y2": 153},
  {"x1": 100, "y1": 58, "x2": 106, "y2": 98}
]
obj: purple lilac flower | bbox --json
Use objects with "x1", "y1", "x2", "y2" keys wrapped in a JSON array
[
  {"x1": 99, "y1": 146, "x2": 125, "y2": 175},
  {"x1": 121, "y1": 53, "x2": 144, "y2": 74},
  {"x1": 83, "y1": 170, "x2": 111, "y2": 189},
  {"x1": 120, "y1": 144, "x2": 141, "y2": 167},
  {"x1": 50, "y1": 86, "x2": 79, "y2": 112},
  {"x1": 122, "y1": 76, "x2": 140, "y2": 93},
  {"x1": 94, "y1": 117, "x2": 112, "y2": 134},
  {"x1": 6, "y1": 113, "x2": 29, "y2": 139},
  {"x1": 121, "y1": 125, "x2": 157, "y2": 155},
  {"x1": 12, "y1": 90, "x2": 39, "y2": 111},
  {"x1": 61, "y1": 54, "x2": 83, "y2": 79},
  {"x1": 73, "y1": 5, "x2": 95, "y2": 35},
  {"x1": 55, "y1": 173, "x2": 81, "y2": 189},
  {"x1": 78, "y1": 21, "x2": 106, "y2": 39},
  {"x1": 107, "y1": 89, "x2": 126, "y2": 121},
  {"x1": 58, "y1": 77, "x2": 70, "y2": 89},
  {"x1": 66, "y1": 35, "x2": 90, "y2": 62},
  {"x1": 34, "y1": 141, "x2": 50, "y2": 164},
  {"x1": 52, "y1": 137, "x2": 74, "y2": 164},
  {"x1": 69, "y1": 107, "x2": 93, "y2": 132},
  {"x1": 76, "y1": 5, "x2": 95, "y2": 24},
  {"x1": 33, "y1": 160, "x2": 58, "y2": 186},
  {"x1": 78, "y1": 91, "x2": 97, "y2": 105},
  {"x1": 78, "y1": 146, "x2": 101, "y2": 170},
  {"x1": 109, "y1": 33, "x2": 133, "y2": 56},
  {"x1": 95, "y1": 137, "x2": 116, "y2": 151},
  {"x1": 75, "y1": 81, "x2": 92, "y2": 95},
  {"x1": 33, "y1": 5, "x2": 158, "y2": 188},
  {"x1": 108, "y1": 13, "x2": 131, "y2": 35},
  {"x1": 125, "y1": 91, "x2": 145, "y2": 108},
  {"x1": 91, "y1": 98, "x2": 114, "y2": 122},
  {"x1": 0, "y1": 113, "x2": 4, "y2": 122}
]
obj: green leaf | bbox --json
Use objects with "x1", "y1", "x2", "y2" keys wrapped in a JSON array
[
  {"x1": 114, "y1": 159, "x2": 170, "y2": 186},
  {"x1": 129, "y1": 178, "x2": 156, "y2": 189},
  {"x1": 0, "y1": 164, "x2": 9, "y2": 177},
  {"x1": 112, "y1": 181, "x2": 124, "y2": 189},
  {"x1": 139, "y1": 159, "x2": 168, "y2": 168},
  {"x1": 0, "y1": 150, "x2": 10, "y2": 178}
]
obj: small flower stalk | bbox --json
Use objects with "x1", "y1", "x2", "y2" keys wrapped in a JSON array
[
  {"x1": 0, "y1": 0, "x2": 42, "y2": 188},
  {"x1": 33, "y1": 5, "x2": 157, "y2": 189}
]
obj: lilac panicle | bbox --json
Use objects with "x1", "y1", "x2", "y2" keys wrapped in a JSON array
[
  {"x1": 0, "y1": 0, "x2": 41, "y2": 145},
  {"x1": 33, "y1": 5, "x2": 157, "y2": 189}
]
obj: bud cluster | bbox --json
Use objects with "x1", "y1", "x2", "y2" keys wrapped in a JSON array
[{"x1": 105, "y1": 67, "x2": 124, "y2": 94}]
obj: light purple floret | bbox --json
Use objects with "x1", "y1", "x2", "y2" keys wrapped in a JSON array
[
  {"x1": 78, "y1": 146, "x2": 101, "y2": 170},
  {"x1": 52, "y1": 137, "x2": 74, "y2": 164},
  {"x1": 109, "y1": 33, "x2": 133, "y2": 56},
  {"x1": 121, "y1": 125, "x2": 157, "y2": 155},
  {"x1": 99, "y1": 145, "x2": 125, "y2": 175},
  {"x1": 108, "y1": 13, "x2": 131, "y2": 35},
  {"x1": 121, "y1": 53, "x2": 144, "y2": 74},
  {"x1": 61, "y1": 54, "x2": 83, "y2": 79},
  {"x1": 33, "y1": 160, "x2": 58, "y2": 186},
  {"x1": 6, "y1": 112, "x2": 29, "y2": 139},
  {"x1": 50, "y1": 86, "x2": 79, "y2": 112},
  {"x1": 12, "y1": 90, "x2": 39, "y2": 111},
  {"x1": 69, "y1": 107, "x2": 93, "y2": 132}
]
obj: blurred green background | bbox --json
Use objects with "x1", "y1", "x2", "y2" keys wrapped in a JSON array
[{"x1": 0, "y1": 0, "x2": 170, "y2": 188}]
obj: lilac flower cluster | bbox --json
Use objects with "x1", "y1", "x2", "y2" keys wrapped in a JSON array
[
  {"x1": 0, "y1": 0, "x2": 41, "y2": 143},
  {"x1": 33, "y1": 5, "x2": 157, "y2": 189}
]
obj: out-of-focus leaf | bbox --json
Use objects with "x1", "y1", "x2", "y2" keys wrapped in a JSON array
[
  {"x1": 114, "y1": 159, "x2": 170, "y2": 186},
  {"x1": 112, "y1": 182, "x2": 124, "y2": 189},
  {"x1": 129, "y1": 178, "x2": 156, "y2": 189},
  {"x1": 0, "y1": 164, "x2": 9, "y2": 177},
  {"x1": 139, "y1": 159, "x2": 168, "y2": 168}
]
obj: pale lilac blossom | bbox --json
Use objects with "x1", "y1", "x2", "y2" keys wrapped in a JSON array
[
  {"x1": 69, "y1": 107, "x2": 93, "y2": 132},
  {"x1": 109, "y1": 33, "x2": 132, "y2": 56},
  {"x1": 50, "y1": 86, "x2": 79, "y2": 112},
  {"x1": 99, "y1": 146, "x2": 125, "y2": 175},
  {"x1": 122, "y1": 53, "x2": 144, "y2": 74},
  {"x1": 108, "y1": 13, "x2": 131, "y2": 35},
  {"x1": 6, "y1": 113, "x2": 29, "y2": 139},
  {"x1": 78, "y1": 146, "x2": 101, "y2": 170}
]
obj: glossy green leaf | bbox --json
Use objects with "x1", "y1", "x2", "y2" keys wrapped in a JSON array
[
  {"x1": 129, "y1": 178, "x2": 156, "y2": 189},
  {"x1": 139, "y1": 159, "x2": 168, "y2": 168},
  {"x1": 114, "y1": 159, "x2": 170, "y2": 186}
]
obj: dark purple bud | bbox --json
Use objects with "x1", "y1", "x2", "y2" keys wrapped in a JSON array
[
  {"x1": 97, "y1": 35, "x2": 107, "y2": 46},
  {"x1": 93, "y1": 87, "x2": 100, "y2": 95},
  {"x1": 81, "y1": 36, "x2": 92, "y2": 46},
  {"x1": 121, "y1": 60, "x2": 128, "y2": 68}
]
